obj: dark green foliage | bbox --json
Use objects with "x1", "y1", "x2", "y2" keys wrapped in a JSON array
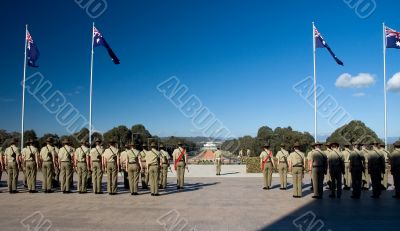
[
  {"x1": 222, "y1": 126, "x2": 314, "y2": 156},
  {"x1": 326, "y1": 120, "x2": 380, "y2": 145},
  {"x1": 243, "y1": 157, "x2": 261, "y2": 173}
]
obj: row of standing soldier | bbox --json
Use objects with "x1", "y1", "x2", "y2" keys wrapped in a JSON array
[
  {"x1": 260, "y1": 140, "x2": 400, "y2": 199},
  {"x1": 0, "y1": 137, "x2": 188, "y2": 195}
]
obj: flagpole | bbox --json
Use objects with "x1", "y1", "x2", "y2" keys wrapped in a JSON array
[
  {"x1": 21, "y1": 24, "x2": 28, "y2": 150},
  {"x1": 89, "y1": 22, "x2": 94, "y2": 146},
  {"x1": 383, "y1": 22, "x2": 387, "y2": 149},
  {"x1": 312, "y1": 22, "x2": 317, "y2": 142}
]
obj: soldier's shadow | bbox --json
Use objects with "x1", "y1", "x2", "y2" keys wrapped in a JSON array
[{"x1": 160, "y1": 182, "x2": 220, "y2": 196}]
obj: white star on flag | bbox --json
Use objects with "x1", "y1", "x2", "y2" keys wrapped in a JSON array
[{"x1": 396, "y1": 41, "x2": 400, "y2": 47}]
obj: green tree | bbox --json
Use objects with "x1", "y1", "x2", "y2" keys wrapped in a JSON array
[
  {"x1": 131, "y1": 124, "x2": 152, "y2": 144},
  {"x1": 326, "y1": 120, "x2": 380, "y2": 145},
  {"x1": 103, "y1": 125, "x2": 132, "y2": 147},
  {"x1": 257, "y1": 126, "x2": 273, "y2": 141}
]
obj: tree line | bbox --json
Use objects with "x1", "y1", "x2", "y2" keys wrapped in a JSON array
[
  {"x1": 0, "y1": 120, "x2": 390, "y2": 155},
  {"x1": 0, "y1": 124, "x2": 197, "y2": 153},
  {"x1": 221, "y1": 120, "x2": 387, "y2": 156}
]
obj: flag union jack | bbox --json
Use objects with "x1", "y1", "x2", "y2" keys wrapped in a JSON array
[
  {"x1": 26, "y1": 30, "x2": 40, "y2": 67},
  {"x1": 313, "y1": 25, "x2": 343, "y2": 66},
  {"x1": 385, "y1": 26, "x2": 400, "y2": 49},
  {"x1": 92, "y1": 26, "x2": 120, "y2": 64}
]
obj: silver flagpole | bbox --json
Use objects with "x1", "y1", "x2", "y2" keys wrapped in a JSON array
[
  {"x1": 21, "y1": 24, "x2": 28, "y2": 150},
  {"x1": 312, "y1": 22, "x2": 317, "y2": 142},
  {"x1": 89, "y1": 22, "x2": 95, "y2": 146},
  {"x1": 383, "y1": 22, "x2": 387, "y2": 149}
]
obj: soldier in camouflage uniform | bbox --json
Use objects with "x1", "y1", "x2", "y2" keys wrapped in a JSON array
[
  {"x1": 328, "y1": 142, "x2": 345, "y2": 199},
  {"x1": 361, "y1": 143, "x2": 371, "y2": 190},
  {"x1": 324, "y1": 142, "x2": 332, "y2": 190},
  {"x1": 259, "y1": 143, "x2": 275, "y2": 190},
  {"x1": 21, "y1": 139, "x2": 39, "y2": 193},
  {"x1": 74, "y1": 139, "x2": 89, "y2": 194},
  {"x1": 89, "y1": 138, "x2": 104, "y2": 194},
  {"x1": 342, "y1": 143, "x2": 352, "y2": 190},
  {"x1": 276, "y1": 143, "x2": 289, "y2": 190},
  {"x1": 379, "y1": 143, "x2": 390, "y2": 190},
  {"x1": 102, "y1": 139, "x2": 120, "y2": 195},
  {"x1": 308, "y1": 142, "x2": 327, "y2": 199},
  {"x1": 159, "y1": 144, "x2": 170, "y2": 189},
  {"x1": 120, "y1": 144, "x2": 129, "y2": 189},
  {"x1": 0, "y1": 147, "x2": 3, "y2": 189},
  {"x1": 390, "y1": 141, "x2": 400, "y2": 198},
  {"x1": 126, "y1": 142, "x2": 142, "y2": 195},
  {"x1": 39, "y1": 137, "x2": 57, "y2": 193},
  {"x1": 369, "y1": 141, "x2": 385, "y2": 198},
  {"x1": 349, "y1": 142, "x2": 365, "y2": 199},
  {"x1": 288, "y1": 142, "x2": 306, "y2": 198},
  {"x1": 140, "y1": 143, "x2": 149, "y2": 189},
  {"x1": 4, "y1": 139, "x2": 21, "y2": 193},
  {"x1": 58, "y1": 138, "x2": 74, "y2": 193}
]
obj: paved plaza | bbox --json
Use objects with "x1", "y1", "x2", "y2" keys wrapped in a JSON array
[{"x1": 0, "y1": 165, "x2": 399, "y2": 231}]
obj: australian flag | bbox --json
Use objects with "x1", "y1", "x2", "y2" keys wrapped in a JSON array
[
  {"x1": 314, "y1": 26, "x2": 344, "y2": 66},
  {"x1": 93, "y1": 26, "x2": 120, "y2": 64},
  {"x1": 26, "y1": 30, "x2": 40, "y2": 67},
  {"x1": 385, "y1": 26, "x2": 400, "y2": 49}
]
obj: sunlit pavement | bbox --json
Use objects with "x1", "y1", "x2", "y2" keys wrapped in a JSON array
[{"x1": 0, "y1": 169, "x2": 398, "y2": 231}]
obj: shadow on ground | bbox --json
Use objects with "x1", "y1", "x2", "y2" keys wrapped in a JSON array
[{"x1": 260, "y1": 187, "x2": 400, "y2": 231}]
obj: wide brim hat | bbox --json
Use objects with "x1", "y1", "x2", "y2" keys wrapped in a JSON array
[{"x1": 46, "y1": 137, "x2": 54, "y2": 143}]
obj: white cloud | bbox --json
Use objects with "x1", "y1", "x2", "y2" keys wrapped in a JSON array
[
  {"x1": 352, "y1": 92, "x2": 366, "y2": 97},
  {"x1": 335, "y1": 73, "x2": 375, "y2": 88},
  {"x1": 387, "y1": 72, "x2": 400, "y2": 92}
]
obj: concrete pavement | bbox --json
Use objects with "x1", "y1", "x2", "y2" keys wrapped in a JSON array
[{"x1": 0, "y1": 166, "x2": 399, "y2": 231}]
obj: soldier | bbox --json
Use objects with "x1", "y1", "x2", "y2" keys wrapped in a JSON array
[
  {"x1": 379, "y1": 143, "x2": 390, "y2": 190},
  {"x1": 324, "y1": 142, "x2": 332, "y2": 189},
  {"x1": 308, "y1": 142, "x2": 327, "y2": 199},
  {"x1": 342, "y1": 143, "x2": 352, "y2": 190},
  {"x1": 4, "y1": 138, "x2": 21, "y2": 193},
  {"x1": 147, "y1": 142, "x2": 161, "y2": 196},
  {"x1": 276, "y1": 143, "x2": 289, "y2": 190},
  {"x1": 58, "y1": 138, "x2": 74, "y2": 193},
  {"x1": 369, "y1": 141, "x2": 385, "y2": 198},
  {"x1": 89, "y1": 138, "x2": 104, "y2": 194},
  {"x1": 159, "y1": 144, "x2": 169, "y2": 189},
  {"x1": 0, "y1": 147, "x2": 3, "y2": 188},
  {"x1": 328, "y1": 142, "x2": 344, "y2": 199},
  {"x1": 306, "y1": 144, "x2": 315, "y2": 191},
  {"x1": 288, "y1": 142, "x2": 306, "y2": 198},
  {"x1": 120, "y1": 144, "x2": 129, "y2": 189},
  {"x1": 74, "y1": 139, "x2": 89, "y2": 194},
  {"x1": 126, "y1": 142, "x2": 142, "y2": 195},
  {"x1": 361, "y1": 143, "x2": 371, "y2": 190},
  {"x1": 173, "y1": 141, "x2": 188, "y2": 190},
  {"x1": 39, "y1": 137, "x2": 57, "y2": 193},
  {"x1": 214, "y1": 146, "x2": 223, "y2": 176},
  {"x1": 259, "y1": 143, "x2": 275, "y2": 190},
  {"x1": 140, "y1": 143, "x2": 149, "y2": 189},
  {"x1": 21, "y1": 139, "x2": 39, "y2": 193},
  {"x1": 349, "y1": 142, "x2": 365, "y2": 199},
  {"x1": 53, "y1": 140, "x2": 61, "y2": 188},
  {"x1": 390, "y1": 141, "x2": 400, "y2": 198},
  {"x1": 102, "y1": 139, "x2": 120, "y2": 195}
]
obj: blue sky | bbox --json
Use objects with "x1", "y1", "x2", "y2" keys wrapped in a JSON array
[{"x1": 1, "y1": 0, "x2": 400, "y2": 139}]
